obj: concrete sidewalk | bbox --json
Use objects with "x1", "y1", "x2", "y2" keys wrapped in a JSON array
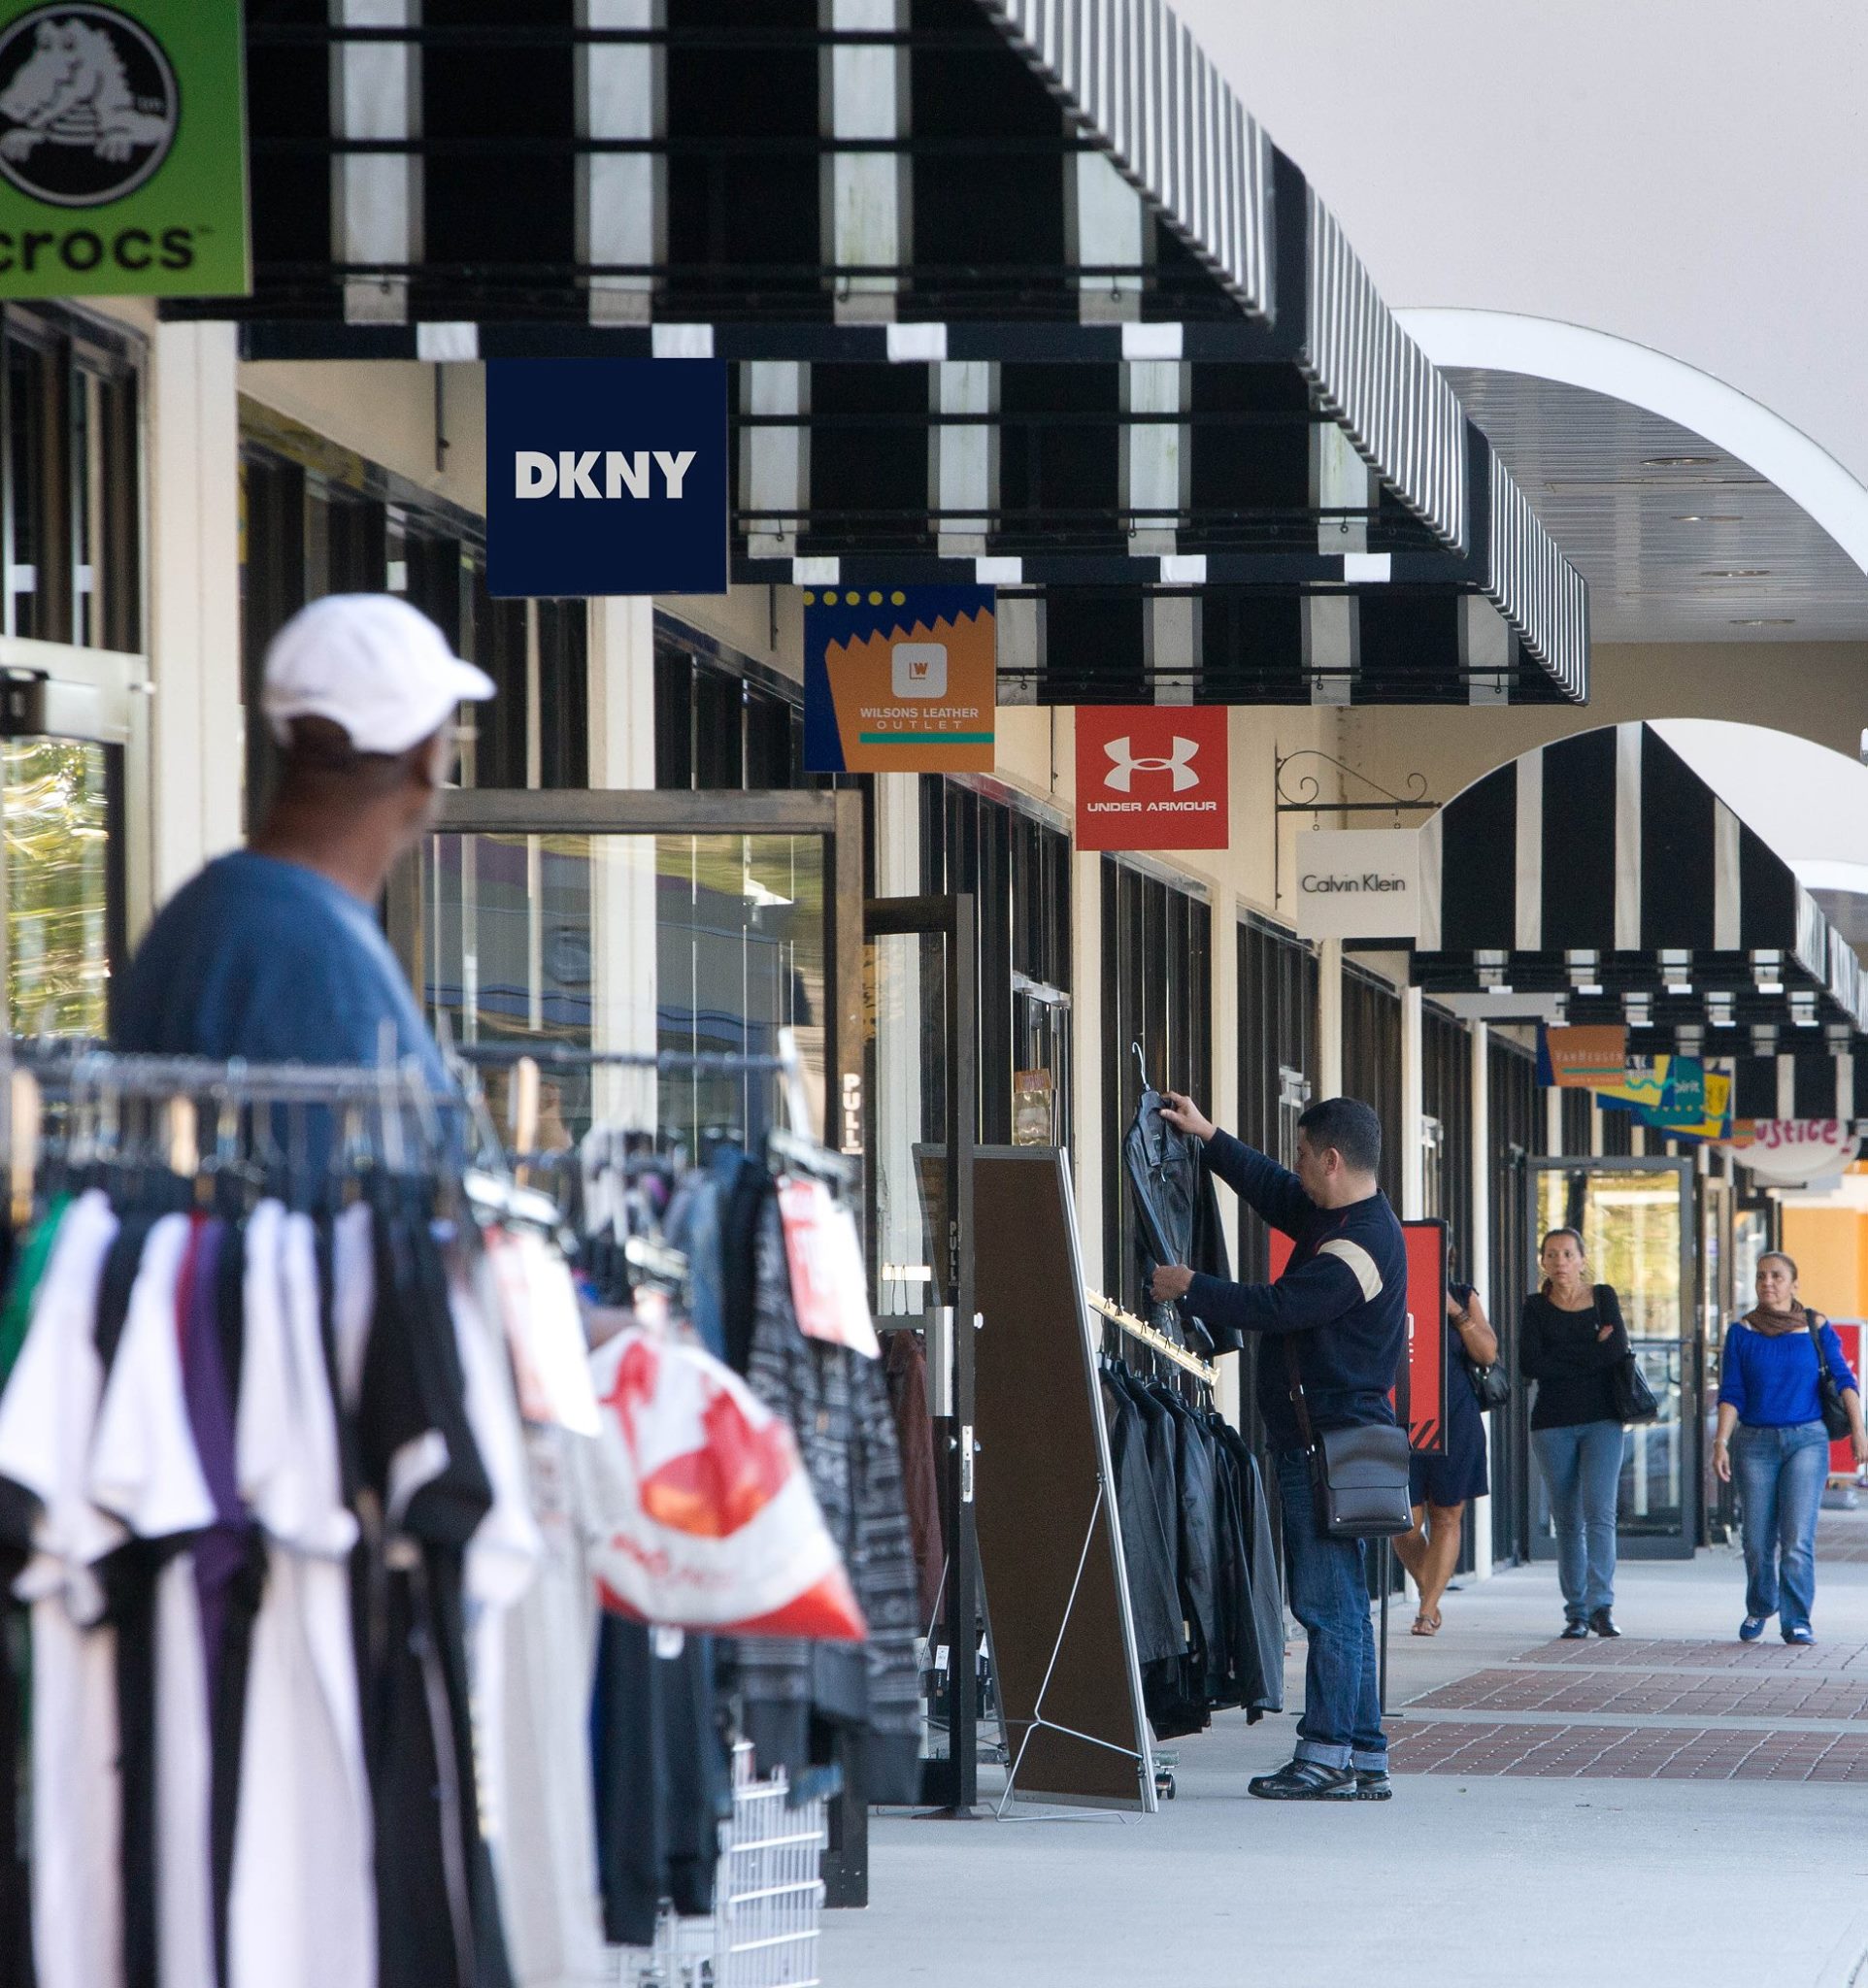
[{"x1": 821, "y1": 1517, "x2": 1868, "y2": 1988}]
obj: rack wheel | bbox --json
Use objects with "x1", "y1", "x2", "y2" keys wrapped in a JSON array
[{"x1": 1154, "y1": 1769, "x2": 1176, "y2": 1800}]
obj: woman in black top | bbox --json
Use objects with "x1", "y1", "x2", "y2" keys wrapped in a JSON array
[
  {"x1": 1520, "y1": 1228, "x2": 1630, "y2": 1639},
  {"x1": 1393, "y1": 1246, "x2": 1497, "y2": 1636}
]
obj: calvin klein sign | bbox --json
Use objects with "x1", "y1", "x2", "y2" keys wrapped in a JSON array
[{"x1": 1291, "y1": 828, "x2": 1421, "y2": 941}]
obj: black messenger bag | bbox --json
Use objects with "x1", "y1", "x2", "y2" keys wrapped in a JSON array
[{"x1": 1284, "y1": 1336, "x2": 1413, "y2": 1540}]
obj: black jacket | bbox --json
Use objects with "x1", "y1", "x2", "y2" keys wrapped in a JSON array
[{"x1": 1122, "y1": 1088, "x2": 1230, "y2": 1352}]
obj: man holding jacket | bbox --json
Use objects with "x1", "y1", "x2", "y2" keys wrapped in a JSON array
[{"x1": 1149, "y1": 1093, "x2": 1406, "y2": 1802}]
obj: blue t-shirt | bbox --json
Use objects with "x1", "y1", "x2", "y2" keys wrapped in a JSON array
[
  {"x1": 1718, "y1": 1318, "x2": 1858, "y2": 1429},
  {"x1": 113, "y1": 850, "x2": 448, "y2": 1088}
]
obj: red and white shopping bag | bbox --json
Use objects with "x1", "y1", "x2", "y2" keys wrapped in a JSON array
[{"x1": 587, "y1": 1325, "x2": 865, "y2": 1640}]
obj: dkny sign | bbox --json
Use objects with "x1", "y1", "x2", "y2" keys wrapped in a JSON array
[
  {"x1": 486, "y1": 358, "x2": 728, "y2": 598},
  {"x1": 1291, "y1": 828, "x2": 1421, "y2": 940}
]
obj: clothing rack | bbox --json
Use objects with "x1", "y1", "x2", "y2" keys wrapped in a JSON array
[{"x1": 1084, "y1": 1289, "x2": 1217, "y2": 1386}]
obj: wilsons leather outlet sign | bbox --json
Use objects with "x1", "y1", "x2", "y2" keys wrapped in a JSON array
[
  {"x1": 0, "y1": 0, "x2": 249, "y2": 298},
  {"x1": 1291, "y1": 828, "x2": 1421, "y2": 941},
  {"x1": 486, "y1": 358, "x2": 729, "y2": 597},
  {"x1": 1074, "y1": 704, "x2": 1229, "y2": 852},
  {"x1": 802, "y1": 583, "x2": 995, "y2": 774}
]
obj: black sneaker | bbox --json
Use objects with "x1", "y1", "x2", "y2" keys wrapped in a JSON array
[
  {"x1": 1559, "y1": 1619, "x2": 1590, "y2": 1640},
  {"x1": 1248, "y1": 1759, "x2": 1357, "y2": 1802},
  {"x1": 1588, "y1": 1609, "x2": 1621, "y2": 1640},
  {"x1": 1352, "y1": 1769, "x2": 1393, "y2": 1801}
]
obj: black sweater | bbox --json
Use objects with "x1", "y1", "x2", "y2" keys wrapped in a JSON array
[
  {"x1": 1519, "y1": 1286, "x2": 1630, "y2": 1429},
  {"x1": 1184, "y1": 1130, "x2": 1407, "y2": 1447}
]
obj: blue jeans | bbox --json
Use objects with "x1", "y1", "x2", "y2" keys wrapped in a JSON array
[
  {"x1": 1276, "y1": 1449, "x2": 1385, "y2": 1772},
  {"x1": 1532, "y1": 1420, "x2": 1623, "y2": 1619},
  {"x1": 1732, "y1": 1420, "x2": 1829, "y2": 1631}
]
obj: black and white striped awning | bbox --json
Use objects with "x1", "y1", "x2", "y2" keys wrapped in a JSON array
[
  {"x1": 1414, "y1": 722, "x2": 1868, "y2": 1044},
  {"x1": 188, "y1": 0, "x2": 1586, "y2": 704}
]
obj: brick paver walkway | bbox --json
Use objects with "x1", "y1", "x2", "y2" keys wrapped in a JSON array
[{"x1": 1389, "y1": 1539, "x2": 1868, "y2": 1778}]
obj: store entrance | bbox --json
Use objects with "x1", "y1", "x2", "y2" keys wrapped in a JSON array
[
  {"x1": 1526, "y1": 1158, "x2": 1699, "y2": 1560},
  {"x1": 0, "y1": 647, "x2": 146, "y2": 1041},
  {"x1": 863, "y1": 894, "x2": 980, "y2": 1815}
]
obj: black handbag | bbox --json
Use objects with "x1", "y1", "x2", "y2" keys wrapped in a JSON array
[
  {"x1": 1283, "y1": 1336, "x2": 1413, "y2": 1539},
  {"x1": 1808, "y1": 1313, "x2": 1852, "y2": 1441},
  {"x1": 1461, "y1": 1348, "x2": 1513, "y2": 1412},
  {"x1": 1587, "y1": 1283, "x2": 1657, "y2": 1425}
]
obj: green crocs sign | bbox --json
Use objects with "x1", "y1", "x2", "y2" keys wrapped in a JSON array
[{"x1": 0, "y1": 0, "x2": 248, "y2": 298}]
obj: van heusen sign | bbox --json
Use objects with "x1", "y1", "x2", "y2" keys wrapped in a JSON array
[
  {"x1": 1291, "y1": 829, "x2": 1421, "y2": 941},
  {"x1": 0, "y1": 0, "x2": 249, "y2": 298},
  {"x1": 486, "y1": 358, "x2": 728, "y2": 597}
]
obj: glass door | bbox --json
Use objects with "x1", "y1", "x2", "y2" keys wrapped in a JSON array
[
  {"x1": 1528, "y1": 1158, "x2": 1697, "y2": 1559},
  {"x1": 864, "y1": 894, "x2": 979, "y2": 1815}
]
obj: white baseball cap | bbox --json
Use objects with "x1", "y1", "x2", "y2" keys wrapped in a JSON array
[{"x1": 261, "y1": 593, "x2": 496, "y2": 755}]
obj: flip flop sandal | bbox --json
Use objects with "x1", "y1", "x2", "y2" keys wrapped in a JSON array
[{"x1": 1411, "y1": 1613, "x2": 1441, "y2": 1637}]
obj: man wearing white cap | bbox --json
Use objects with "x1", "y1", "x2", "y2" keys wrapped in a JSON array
[{"x1": 113, "y1": 593, "x2": 495, "y2": 1077}]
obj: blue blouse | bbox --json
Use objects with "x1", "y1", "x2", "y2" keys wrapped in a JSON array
[{"x1": 1718, "y1": 1319, "x2": 1858, "y2": 1429}]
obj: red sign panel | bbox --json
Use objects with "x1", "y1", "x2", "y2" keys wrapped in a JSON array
[
  {"x1": 1267, "y1": 1217, "x2": 1447, "y2": 1454},
  {"x1": 1829, "y1": 1320, "x2": 1864, "y2": 1478},
  {"x1": 1074, "y1": 704, "x2": 1229, "y2": 851}
]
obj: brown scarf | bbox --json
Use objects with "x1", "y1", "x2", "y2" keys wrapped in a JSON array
[{"x1": 1745, "y1": 1302, "x2": 1806, "y2": 1339}]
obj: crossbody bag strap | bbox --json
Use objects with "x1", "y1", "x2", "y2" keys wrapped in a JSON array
[
  {"x1": 1282, "y1": 1333, "x2": 1317, "y2": 1452},
  {"x1": 1808, "y1": 1310, "x2": 1829, "y2": 1370}
]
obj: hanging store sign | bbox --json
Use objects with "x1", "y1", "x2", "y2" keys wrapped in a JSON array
[
  {"x1": 1595, "y1": 1055, "x2": 1732, "y2": 1140},
  {"x1": 802, "y1": 583, "x2": 995, "y2": 774},
  {"x1": 1290, "y1": 829, "x2": 1420, "y2": 941},
  {"x1": 1721, "y1": 1118, "x2": 1861, "y2": 1185},
  {"x1": 0, "y1": 0, "x2": 249, "y2": 298},
  {"x1": 486, "y1": 358, "x2": 729, "y2": 597},
  {"x1": 1538, "y1": 1025, "x2": 1629, "y2": 1089},
  {"x1": 1074, "y1": 704, "x2": 1228, "y2": 852}
]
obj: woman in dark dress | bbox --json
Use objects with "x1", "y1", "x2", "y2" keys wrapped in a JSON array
[
  {"x1": 1393, "y1": 1243, "x2": 1497, "y2": 1636},
  {"x1": 1520, "y1": 1227, "x2": 1630, "y2": 1640}
]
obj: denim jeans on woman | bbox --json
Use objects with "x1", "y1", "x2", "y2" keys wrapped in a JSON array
[
  {"x1": 1276, "y1": 1449, "x2": 1385, "y2": 1772},
  {"x1": 1732, "y1": 1419, "x2": 1829, "y2": 1631},
  {"x1": 1532, "y1": 1419, "x2": 1623, "y2": 1620}
]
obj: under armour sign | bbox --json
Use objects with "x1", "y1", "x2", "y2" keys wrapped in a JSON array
[
  {"x1": 1074, "y1": 704, "x2": 1228, "y2": 852},
  {"x1": 486, "y1": 358, "x2": 728, "y2": 598}
]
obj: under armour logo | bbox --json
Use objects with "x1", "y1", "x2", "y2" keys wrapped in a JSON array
[{"x1": 1104, "y1": 735, "x2": 1200, "y2": 793}]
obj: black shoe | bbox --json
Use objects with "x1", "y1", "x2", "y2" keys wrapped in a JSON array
[
  {"x1": 1588, "y1": 1609, "x2": 1621, "y2": 1640},
  {"x1": 1352, "y1": 1769, "x2": 1393, "y2": 1801},
  {"x1": 1560, "y1": 1619, "x2": 1590, "y2": 1640},
  {"x1": 1248, "y1": 1759, "x2": 1358, "y2": 1802}
]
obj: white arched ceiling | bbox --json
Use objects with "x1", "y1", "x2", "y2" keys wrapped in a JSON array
[
  {"x1": 1382, "y1": 312, "x2": 1868, "y2": 643},
  {"x1": 1399, "y1": 312, "x2": 1868, "y2": 582}
]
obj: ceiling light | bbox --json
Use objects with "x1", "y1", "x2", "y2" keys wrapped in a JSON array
[
  {"x1": 1672, "y1": 514, "x2": 1743, "y2": 523},
  {"x1": 1643, "y1": 455, "x2": 1719, "y2": 467},
  {"x1": 1756, "y1": 980, "x2": 1785, "y2": 996},
  {"x1": 1666, "y1": 981, "x2": 1692, "y2": 996},
  {"x1": 1701, "y1": 569, "x2": 1770, "y2": 578},
  {"x1": 1730, "y1": 617, "x2": 1796, "y2": 626}
]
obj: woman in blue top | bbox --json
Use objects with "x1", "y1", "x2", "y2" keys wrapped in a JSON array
[{"x1": 1714, "y1": 1251, "x2": 1867, "y2": 1644}]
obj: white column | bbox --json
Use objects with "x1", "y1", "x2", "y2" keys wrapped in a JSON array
[
  {"x1": 334, "y1": 0, "x2": 420, "y2": 325},
  {"x1": 579, "y1": 0, "x2": 661, "y2": 325},
  {"x1": 1546, "y1": 1086, "x2": 1563, "y2": 1155},
  {"x1": 1400, "y1": 985, "x2": 1424, "y2": 1218},
  {"x1": 1210, "y1": 884, "x2": 1243, "y2": 1428},
  {"x1": 872, "y1": 774, "x2": 926, "y2": 1317},
  {"x1": 1468, "y1": 1020, "x2": 1494, "y2": 1579},
  {"x1": 1070, "y1": 845, "x2": 1104, "y2": 1291},
  {"x1": 585, "y1": 597, "x2": 657, "y2": 1121},
  {"x1": 147, "y1": 320, "x2": 241, "y2": 919},
  {"x1": 1317, "y1": 937, "x2": 1344, "y2": 1097}
]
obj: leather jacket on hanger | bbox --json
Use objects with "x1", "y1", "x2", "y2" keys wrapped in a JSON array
[{"x1": 1121, "y1": 1085, "x2": 1230, "y2": 1354}]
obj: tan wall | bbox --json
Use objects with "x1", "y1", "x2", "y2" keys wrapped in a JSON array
[
  {"x1": 239, "y1": 358, "x2": 488, "y2": 517},
  {"x1": 1343, "y1": 640, "x2": 1868, "y2": 811},
  {"x1": 1782, "y1": 1207, "x2": 1868, "y2": 1319}
]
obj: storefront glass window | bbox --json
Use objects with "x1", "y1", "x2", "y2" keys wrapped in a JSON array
[
  {"x1": 420, "y1": 828, "x2": 824, "y2": 1156},
  {"x1": 5, "y1": 738, "x2": 115, "y2": 1038}
]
